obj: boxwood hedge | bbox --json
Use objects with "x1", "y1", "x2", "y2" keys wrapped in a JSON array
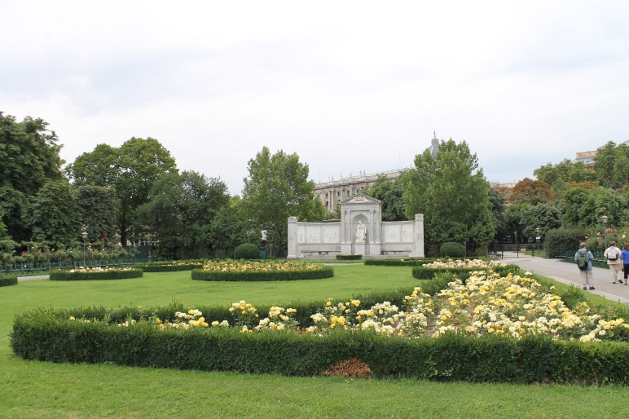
[
  {"x1": 10, "y1": 307, "x2": 629, "y2": 385},
  {"x1": 0, "y1": 274, "x2": 18, "y2": 287},
  {"x1": 135, "y1": 260, "x2": 205, "y2": 272},
  {"x1": 191, "y1": 266, "x2": 334, "y2": 282},
  {"x1": 50, "y1": 268, "x2": 144, "y2": 281},
  {"x1": 412, "y1": 264, "x2": 521, "y2": 280}
]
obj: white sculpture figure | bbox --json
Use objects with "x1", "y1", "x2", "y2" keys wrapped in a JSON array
[{"x1": 356, "y1": 221, "x2": 367, "y2": 242}]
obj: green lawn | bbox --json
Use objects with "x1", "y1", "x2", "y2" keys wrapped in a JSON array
[{"x1": 2, "y1": 265, "x2": 629, "y2": 418}]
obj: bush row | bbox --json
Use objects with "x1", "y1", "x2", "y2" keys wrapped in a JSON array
[
  {"x1": 191, "y1": 266, "x2": 334, "y2": 282},
  {"x1": 412, "y1": 264, "x2": 521, "y2": 280},
  {"x1": 49, "y1": 269, "x2": 144, "y2": 281},
  {"x1": 10, "y1": 310, "x2": 629, "y2": 385},
  {"x1": 0, "y1": 274, "x2": 18, "y2": 287},
  {"x1": 336, "y1": 254, "x2": 362, "y2": 260},
  {"x1": 135, "y1": 260, "x2": 206, "y2": 272},
  {"x1": 365, "y1": 258, "x2": 434, "y2": 267}
]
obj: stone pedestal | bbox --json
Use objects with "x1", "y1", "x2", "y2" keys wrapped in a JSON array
[{"x1": 354, "y1": 243, "x2": 366, "y2": 255}]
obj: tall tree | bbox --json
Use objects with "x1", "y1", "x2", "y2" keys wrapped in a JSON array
[
  {"x1": 510, "y1": 178, "x2": 552, "y2": 205},
  {"x1": 136, "y1": 171, "x2": 230, "y2": 259},
  {"x1": 202, "y1": 198, "x2": 257, "y2": 258},
  {"x1": 22, "y1": 180, "x2": 81, "y2": 244},
  {"x1": 66, "y1": 137, "x2": 177, "y2": 245},
  {"x1": 0, "y1": 112, "x2": 64, "y2": 241},
  {"x1": 403, "y1": 139, "x2": 494, "y2": 247},
  {"x1": 363, "y1": 175, "x2": 407, "y2": 221},
  {"x1": 241, "y1": 146, "x2": 323, "y2": 256},
  {"x1": 74, "y1": 185, "x2": 118, "y2": 242}
]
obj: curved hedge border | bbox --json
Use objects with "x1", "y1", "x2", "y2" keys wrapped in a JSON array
[
  {"x1": 192, "y1": 266, "x2": 334, "y2": 282},
  {"x1": 412, "y1": 264, "x2": 520, "y2": 280},
  {"x1": 0, "y1": 274, "x2": 18, "y2": 287},
  {"x1": 365, "y1": 258, "x2": 430, "y2": 266},
  {"x1": 10, "y1": 308, "x2": 629, "y2": 385},
  {"x1": 50, "y1": 269, "x2": 143, "y2": 281},
  {"x1": 135, "y1": 261, "x2": 205, "y2": 272},
  {"x1": 336, "y1": 254, "x2": 362, "y2": 260}
]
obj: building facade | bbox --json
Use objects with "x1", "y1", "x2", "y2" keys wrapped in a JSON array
[{"x1": 313, "y1": 132, "x2": 440, "y2": 211}]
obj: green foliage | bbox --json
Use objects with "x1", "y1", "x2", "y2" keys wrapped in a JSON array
[
  {"x1": 544, "y1": 228, "x2": 587, "y2": 258},
  {"x1": 241, "y1": 146, "x2": 322, "y2": 257},
  {"x1": 191, "y1": 266, "x2": 334, "y2": 282},
  {"x1": 202, "y1": 201, "x2": 258, "y2": 258},
  {"x1": 0, "y1": 113, "x2": 65, "y2": 241},
  {"x1": 364, "y1": 258, "x2": 432, "y2": 266},
  {"x1": 510, "y1": 178, "x2": 552, "y2": 205},
  {"x1": 336, "y1": 254, "x2": 362, "y2": 260},
  {"x1": 49, "y1": 268, "x2": 143, "y2": 281},
  {"x1": 22, "y1": 179, "x2": 81, "y2": 244},
  {"x1": 11, "y1": 306, "x2": 629, "y2": 385},
  {"x1": 578, "y1": 187, "x2": 627, "y2": 227},
  {"x1": 136, "y1": 171, "x2": 230, "y2": 259},
  {"x1": 234, "y1": 243, "x2": 260, "y2": 260},
  {"x1": 67, "y1": 138, "x2": 178, "y2": 245},
  {"x1": 135, "y1": 260, "x2": 205, "y2": 272},
  {"x1": 0, "y1": 274, "x2": 18, "y2": 287},
  {"x1": 562, "y1": 188, "x2": 591, "y2": 227},
  {"x1": 403, "y1": 138, "x2": 494, "y2": 247},
  {"x1": 363, "y1": 175, "x2": 407, "y2": 221},
  {"x1": 440, "y1": 242, "x2": 466, "y2": 257},
  {"x1": 74, "y1": 185, "x2": 118, "y2": 242}
]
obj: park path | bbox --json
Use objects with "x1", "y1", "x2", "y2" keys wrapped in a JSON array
[{"x1": 501, "y1": 251, "x2": 629, "y2": 305}]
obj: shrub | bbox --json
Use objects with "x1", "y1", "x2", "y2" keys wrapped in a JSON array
[
  {"x1": 545, "y1": 228, "x2": 588, "y2": 258},
  {"x1": 135, "y1": 260, "x2": 205, "y2": 272},
  {"x1": 0, "y1": 274, "x2": 18, "y2": 287},
  {"x1": 364, "y1": 258, "x2": 429, "y2": 266},
  {"x1": 192, "y1": 260, "x2": 334, "y2": 282},
  {"x1": 50, "y1": 267, "x2": 143, "y2": 281},
  {"x1": 440, "y1": 242, "x2": 466, "y2": 258},
  {"x1": 234, "y1": 243, "x2": 260, "y2": 260},
  {"x1": 336, "y1": 254, "x2": 362, "y2": 260}
]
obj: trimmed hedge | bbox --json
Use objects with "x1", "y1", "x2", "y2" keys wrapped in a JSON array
[
  {"x1": 10, "y1": 308, "x2": 629, "y2": 385},
  {"x1": 336, "y1": 254, "x2": 362, "y2": 260},
  {"x1": 50, "y1": 268, "x2": 144, "y2": 281},
  {"x1": 0, "y1": 274, "x2": 18, "y2": 287},
  {"x1": 234, "y1": 243, "x2": 260, "y2": 260},
  {"x1": 412, "y1": 264, "x2": 521, "y2": 280},
  {"x1": 191, "y1": 266, "x2": 334, "y2": 282},
  {"x1": 365, "y1": 258, "x2": 431, "y2": 267},
  {"x1": 135, "y1": 260, "x2": 205, "y2": 272},
  {"x1": 440, "y1": 242, "x2": 466, "y2": 258}
]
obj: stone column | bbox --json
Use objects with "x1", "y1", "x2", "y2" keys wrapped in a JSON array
[
  {"x1": 408, "y1": 214, "x2": 425, "y2": 258},
  {"x1": 287, "y1": 216, "x2": 300, "y2": 259}
]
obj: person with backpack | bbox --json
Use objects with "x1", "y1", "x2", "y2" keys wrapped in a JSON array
[
  {"x1": 574, "y1": 242, "x2": 595, "y2": 290},
  {"x1": 621, "y1": 243, "x2": 629, "y2": 285},
  {"x1": 604, "y1": 241, "x2": 622, "y2": 284}
]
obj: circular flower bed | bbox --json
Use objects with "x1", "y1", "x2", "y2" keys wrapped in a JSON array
[
  {"x1": 191, "y1": 260, "x2": 334, "y2": 281},
  {"x1": 50, "y1": 266, "x2": 143, "y2": 281}
]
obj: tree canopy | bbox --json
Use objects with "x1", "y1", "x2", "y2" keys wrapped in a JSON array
[{"x1": 403, "y1": 139, "x2": 494, "y2": 246}]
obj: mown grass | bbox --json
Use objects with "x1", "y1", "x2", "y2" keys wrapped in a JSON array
[{"x1": 2, "y1": 265, "x2": 629, "y2": 418}]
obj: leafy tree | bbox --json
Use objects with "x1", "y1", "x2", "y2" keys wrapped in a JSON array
[
  {"x1": 403, "y1": 139, "x2": 494, "y2": 247},
  {"x1": 521, "y1": 203, "x2": 561, "y2": 239},
  {"x1": 241, "y1": 146, "x2": 323, "y2": 256},
  {"x1": 136, "y1": 171, "x2": 230, "y2": 259},
  {"x1": 502, "y1": 203, "x2": 532, "y2": 240},
  {"x1": 0, "y1": 112, "x2": 64, "y2": 241},
  {"x1": 510, "y1": 178, "x2": 552, "y2": 205},
  {"x1": 594, "y1": 141, "x2": 617, "y2": 188},
  {"x1": 22, "y1": 180, "x2": 81, "y2": 244},
  {"x1": 578, "y1": 187, "x2": 626, "y2": 227},
  {"x1": 67, "y1": 137, "x2": 177, "y2": 245},
  {"x1": 562, "y1": 188, "x2": 591, "y2": 227},
  {"x1": 363, "y1": 175, "x2": 407, "y2": 221},
  {"x1": 202, "y1": 200, "x2": 257, "y2": 258},
  {"x1": 73, "y1": 185, "x2": 118, "y2": 242},
  {"x1": 488, "y1": 187, "x2": 507, "y2": 240}
]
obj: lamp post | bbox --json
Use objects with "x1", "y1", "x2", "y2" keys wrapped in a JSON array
[
  {"x1": 536, "y1": 227, "x2": 541, "y2": 258},
  {"x1": 602, "y1": 215, "x2": 609, "y2": 251},
  {"x1": 514, "y1": 231, "x2": 518, "y2": 258},
  {"x1": 81, "y1": 230, "x2": 88, "y2": 267}
]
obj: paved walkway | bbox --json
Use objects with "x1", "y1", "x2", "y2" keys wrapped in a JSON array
[{"x1": 500, "y1": 252, "x2": 629, "y2": 305}]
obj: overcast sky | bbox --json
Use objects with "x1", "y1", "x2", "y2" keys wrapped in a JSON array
[{"x1": 2, "y1": 1, "x2": 628, "y2": 195}]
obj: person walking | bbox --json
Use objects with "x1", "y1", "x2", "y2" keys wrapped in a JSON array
[
  {"x1": 604, "y1": 240, "x2": 623, "y2": 284},
  {"x1": 621, "y1": 243, "x2": 629, "y2": 285},
  {"x1": 575, "y1": 242, "x2": 595, "y2": 290}
]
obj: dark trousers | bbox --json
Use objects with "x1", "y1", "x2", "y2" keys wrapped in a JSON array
[{"x1": 624, "y1": 264, "x2": 629, "y2": 280}]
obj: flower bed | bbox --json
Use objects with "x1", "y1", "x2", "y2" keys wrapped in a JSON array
[
  {"x1": 0, "y1": 274, "x2": 18, "y2": 287},
  {"x1": 191, "y1": 260, "x2": 334, "y2": 281},
  {"x1": 12, "y1": 268, "x2": 629, "y2": 384},
  {"x1": 135, "y1": 260, "x2": 205, "y2": 272},
  {"x1": 412, "y1": 258, "x2": 518, "y2": 279},
  {"x1": 49, "y1": 267, "x2": 143, "y2": 281}
]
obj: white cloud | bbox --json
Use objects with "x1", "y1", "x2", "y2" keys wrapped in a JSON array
[{"x1": 1, "y1": 0, "x2": 628, "y2": 194}]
